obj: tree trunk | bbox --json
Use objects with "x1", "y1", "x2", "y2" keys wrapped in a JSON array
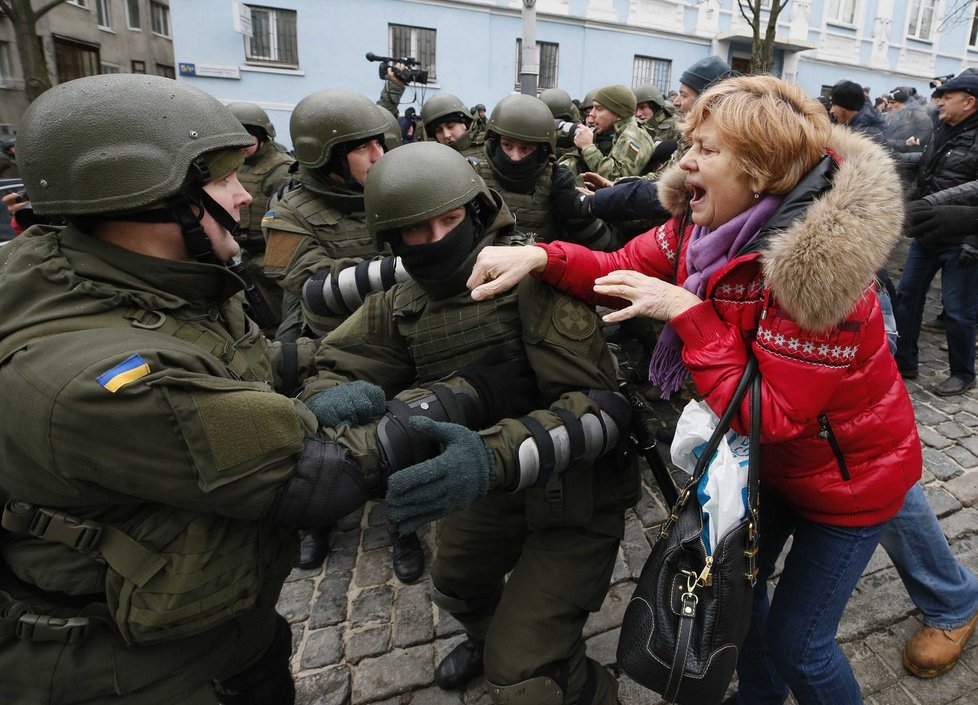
[{"x1": 2, "y1": 0, "x2": 68, "y2": 103}]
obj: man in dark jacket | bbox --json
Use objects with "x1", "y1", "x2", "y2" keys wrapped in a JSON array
[
  {"x1": 895, "y1": 72, "x2": 978, "y2": 396},
  {"x1": 829, "y1": 80, "x2": 886, "y2": 140}
]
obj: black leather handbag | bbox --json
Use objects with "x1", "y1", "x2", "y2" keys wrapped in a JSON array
[{"x1": 617, "y1": 356, "x2": 761, "y2": 705}]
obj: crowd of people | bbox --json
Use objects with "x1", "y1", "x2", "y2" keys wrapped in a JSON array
[{"x1": 0, "y1": 54, "x2": 975, "y2": 705}]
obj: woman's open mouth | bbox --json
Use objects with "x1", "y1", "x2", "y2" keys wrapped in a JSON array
[{"x1": 688, "y1": 185, "x2": 706, "y2": 206}]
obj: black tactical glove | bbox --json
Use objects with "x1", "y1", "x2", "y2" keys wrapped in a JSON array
[
  {"x1": 553, "y1": 188, "x2": 593, "y2": 220},
  {"x1": 907, "y1": 201, "x2": 978, "y2": 245},
  {"x1": 959, "y1": 235, "x2": 978, "y2": 268},
  {"x1": 456, "y1": 357, "x2": 539, "y2": 428}
]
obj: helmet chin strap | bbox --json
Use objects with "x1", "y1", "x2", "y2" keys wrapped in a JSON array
[{"x1": 175, "y1": 187, "x2": 240, "y2": 266}]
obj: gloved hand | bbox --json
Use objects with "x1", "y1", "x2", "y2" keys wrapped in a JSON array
[
  {"x1": 457, "y1": 357, "x2": 539, "y2": 427},
  {"x1": 554, "y1": 188, "x2": 593, "y2": 220},
  {"x1": 959, "y1": 235, "x2": 978, "y2": 268},
  {"x1": 306, "y1": 380, "x2": 386, "y2": 428},
  {"x1": 907, "y1": 201, "x2": 978, "y2": 245},
  {"x1": 386, "y1": 416, "x2": 495, "y2": 534}
]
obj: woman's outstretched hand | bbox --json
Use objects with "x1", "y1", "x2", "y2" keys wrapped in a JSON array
[
  {"x1": 594, "y1": 270, "x2": 701, "y2": 324},
  {"x1": 468, "y1": 245, "x2": 548, "y2": 301}
]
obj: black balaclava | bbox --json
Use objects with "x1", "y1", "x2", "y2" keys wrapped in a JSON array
[
  {"x1": 390, "y1": 203, "x2": 487, "y2": 299},
  {"x1": 322, "y1": 134, "x2": 386, "y2": 192},
  {"x1": 486, "y1": 135, "x2": 549, "y2": 193}
]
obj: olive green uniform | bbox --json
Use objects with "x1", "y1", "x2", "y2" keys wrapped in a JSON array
[
  {"x1": 377, "y1": 78, "x2": 406, "y2": 118},
  {"x1": 0, "y1": 225, "x2": 321, "y2": 704},
  {"x1": 0, "y1": 151, "x2": 16, "y2": 179},
  {"x1": 559, "y1": 116, "x2": 654, "y2": 181},
  {"x1": 262, "y1": 166, "x2": 386, "y2": 336},
  {"x1": 237, "y1": 140, "x2": 294, "y2": 330},
  {"x1": 303, "y1": 202, "x2": 639, "y2": 705},
  {"x1": 448, "y1": 128, "x2": 486, "y2": 159}
]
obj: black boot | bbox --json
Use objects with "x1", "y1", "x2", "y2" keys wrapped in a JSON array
[
  {"x1": 435, "y1": 638, "x2": 484, "y2": 690},
  {"x1": 389, "y1": 526, "x2": 425, "y2": 584},
  {"x1": 297, "y1": 526, "x2": 331, "y2": 570}
]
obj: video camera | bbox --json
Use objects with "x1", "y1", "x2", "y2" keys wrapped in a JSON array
[
  {"x1": 366, "y1": 52, "x2": 429, "y2": 85},
  {"x1": 930, "y1": 74, "x2": 955, "y2": 89},
  {"x1": 555, "y1": 119, "x2": 591, "y2": 140}
]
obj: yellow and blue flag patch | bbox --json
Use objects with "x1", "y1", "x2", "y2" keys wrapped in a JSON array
[
  {"x1": 97, "y1": 355, "x2": 151, "y2": 393},
  {"x1": 627, "y1": 140, "x2": 641, "y2": 155}
]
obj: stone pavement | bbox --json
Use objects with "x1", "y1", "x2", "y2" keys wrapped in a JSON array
[{"x1": 279, "y1": 258, "x2": 978, "y2": 705}]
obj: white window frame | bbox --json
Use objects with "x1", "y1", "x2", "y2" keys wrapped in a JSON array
[
  {"x1": 101, "y1": 61, "x2": 121, "y2": 74},
  {"x1": 0, "y1": 41, "x2": 12, "y2": 87},
  {"x1": 826, "y1": 0, "x2": 858, "y2": 24},
  {"x1": 515, "y1": 39, "x2": 559, "y2": 91},
  {"x1": 126, "y1": 0, "x2": 142, "y2": 30},
  {"x1": 96, "y1": 0, "x2": 111, "y2": 29},
  {"x1": 150, "y1": 1, "x2": 170, "y2": 38},
  {"x1": 388, "y1": 24, "x2": 436, "y2": 83},
  {"x1": 632, "y1": 55, "x2": 672, "y2": 94},
  {"x1": 907, "y1": 0, "x2": 936, "y2": 40},
  {"x1": 245, "y1": 5, "x2": 300, "y2": 68},
  {"x1": 66, "y1": 0, "x2": 89, "y2": 7}
]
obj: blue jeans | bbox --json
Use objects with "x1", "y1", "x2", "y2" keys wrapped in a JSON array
[
  {"x1": 880, "y1": 483, "x2": 978, "y2": 629},
  {"x1": 735, "y1": 490, "x2": 885, "y2": 705},
  {"x1": 894, "y1": 239, "x2": 978, "y2": 379}
]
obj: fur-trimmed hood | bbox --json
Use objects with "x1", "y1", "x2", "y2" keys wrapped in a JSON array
[{"x1": 658, "y1": 125, "x2": 904, "y2": 331}]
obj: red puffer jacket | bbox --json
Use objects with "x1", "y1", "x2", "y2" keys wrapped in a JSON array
[{"x1": 537, "y1": 126, "x2": 920, "y2": 527}]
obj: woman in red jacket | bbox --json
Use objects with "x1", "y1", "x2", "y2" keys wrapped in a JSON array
[{"x1": 468, "y1": 75, "x2": 921, "y2": 704}]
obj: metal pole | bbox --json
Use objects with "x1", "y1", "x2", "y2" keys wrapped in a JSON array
[{"x1": 519, "y1": 0, "x2": 539, "y2": 96}]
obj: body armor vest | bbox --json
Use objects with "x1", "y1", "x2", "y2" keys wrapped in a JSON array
[
  {"x1": 275, "y1": 181, "x2": 376, "y2": 262},
  {"x1": 237, "y1": 143, "x2": 293, "y2": 248},
  {"x1": 472, "y1": 160, "x2": 555, "y2": 243},
  {"x1": 391, "y1": 279, "x2": 525, "y2": 384}
]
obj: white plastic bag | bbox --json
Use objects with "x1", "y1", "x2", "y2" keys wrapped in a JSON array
[{"x1": 670, "y1": 400, "x2": 751, "y2": 555}]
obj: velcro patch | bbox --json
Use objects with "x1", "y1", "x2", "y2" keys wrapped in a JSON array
[
  {"x1": 264, "y1": 230, "x2": 304, "y2": 269},
  {"x1": 553, "y1": 297, "x2": 596, "y2": 340}
]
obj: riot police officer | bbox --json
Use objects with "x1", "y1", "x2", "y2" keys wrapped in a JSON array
[
  {"x1": 0, "y1": 73, "x2": 398, "y2": 705},
  {"x1": 261, "y1": 89, "x2": 423, "y2": 578},
  {"x1": 469, "y1": 93, "x2": 617, "y2": 251},
  {"x1": 304, "y1": 142, "x2": 640, "y2": 705},
  {"x1": 226, "y1": 101, "x2": 295, "y2": 333},
  {"x1": 421, "y1": 93, "x2": 486, "y2": 158}
]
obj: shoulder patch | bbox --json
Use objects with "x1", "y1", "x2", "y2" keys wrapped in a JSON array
[
  {"x1": 627, "y1": 140, "x2": 641, "y2": 154},
  {"x1": 553, "y1": 296, "x2": 596, "y2": 340},
  {"x1": 261, "y1": 211, "x2": 276, "y2": 227},
  {"x1": 98, "y1": 354, "x2": 151, "y2": 393}
]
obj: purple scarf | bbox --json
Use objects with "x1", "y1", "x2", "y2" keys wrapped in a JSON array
[{"x1": 648, "y1": 194, "x2": 782, "y2": 399}]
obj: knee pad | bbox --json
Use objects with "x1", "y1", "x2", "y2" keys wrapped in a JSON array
[
  {"x1": 487, "y1": 675, "x2": 564, "y2": 705},
  {"x1": 430, "y1": 583, "x2": 502, "y2": 626}
]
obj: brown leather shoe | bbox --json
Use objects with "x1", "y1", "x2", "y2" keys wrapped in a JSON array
[{"x1": 902, "y1": 610, "x2": 978, "y2": 678}]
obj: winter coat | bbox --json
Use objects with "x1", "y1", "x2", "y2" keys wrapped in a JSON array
[
  {"x1": 534, "y1": 125, "x2": 921, "y2": 527},
  {"x1": 848, "y1": 105, "x2": 886, "y2": 140},
  {"x1": 910, "y1": 110, "x2": 978, "y2": 204}
]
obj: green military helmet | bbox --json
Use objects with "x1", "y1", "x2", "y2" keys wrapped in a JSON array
[
  {"x1": 290, "y1": 89, "x2": 388, "y2": 169},
  {"x1": 420, "y1": 93, "x2": 472, "y2": 137},
  {"x1": 538, "y1": 88, "x2": 576, "y2": 121},
  {"x1": 580, "y1": 90, "x2": 597, "y2": 111},
  {"x1": 365, "y1": 141, "x2": 494, "y2": 249},
  {"x1": 377, "y1": 105, "x2": 403, "y2": 150},
  {"x1": 226, "y1": 101, "x2": 277, "y2": 139},
  {"x1": 17, "y1": 74, "x2": 252, "y2": 216},
  {"x1": 487, "y1": 94, "x2": 557, "y2": 152},
  {"x1": 633, "y1": 84, "x2": 670, "y2": 112}
]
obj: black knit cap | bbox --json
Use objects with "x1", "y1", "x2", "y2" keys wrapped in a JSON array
[
  {"x1": 678, "y1": 56, "x2": 732, "y2": 95},
  {"x1": 831, "y1": 80, "x2": 864, "y2": 111}
]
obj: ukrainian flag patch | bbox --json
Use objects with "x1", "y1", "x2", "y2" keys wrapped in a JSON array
[
  {"x1": 261, "y1": 211, "x2": 276, "y2": 227},
  {"x1": 627, "y1": 140, "x2": 641, "y2": 154},
  {"x1": 97, "y1": 355, "x2": 151, "y2": 393}
]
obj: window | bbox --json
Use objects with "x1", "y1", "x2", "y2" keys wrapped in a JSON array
[
  {"x1": 66, "y1": 0, "x2": 89, "y2": 7},
  {"x1": 0, "y1": 41, "x2": 12, "y2": 86},
  {"x1": 156, "y1": 63, "x2": 175, "y2": 79},
  {"x1": 54, "y1": 36, "x2": 100, "y2": 83},
  {"x1": 632, "y1": 55, "x2": 672, "y2": 94},
  {"x1": 245, "y1": 5, "x2": 299, "y2": 68},
  {"x1": 515, "y1": 39, "x2": 559, "y2": 91},
  {"x1": 389, "y1": 24, "x2": 436, "y2": 82},
  {"x1": 907, "y1": 0, "x2": 935, "y2": 40},
  {"x1": 131, "y1": 59, "x2": 146, "y2": 74},
  {"x1": 970, "y1": 3, "x2": 978, "y2": 46},
  {"x1": 127, "y1": 0, "x2": 141, "y2": 30},
  {"x1": 150, "y1": 1, "x2": 170, "y2": 37},
  {"x1": 96, "y1": 0, "x2": 111, "y2": 28},
  {"x1": 826, "y1": 0, "x2": 857, "y2": 23}
]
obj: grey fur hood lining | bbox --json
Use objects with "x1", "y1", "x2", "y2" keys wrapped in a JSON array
[{"x1": 657, "y1": 125, "x2": 903, "y2": 331}]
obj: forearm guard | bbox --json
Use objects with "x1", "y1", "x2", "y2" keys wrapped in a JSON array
[
  {"x1": 301, "y1": 256, "x2": 409, "y2": 317},
  {"x1": 273, "y1": 436, "x2": 383, "y2": 528},
  {"x1": 509, "y1": 389, "x2": 630, "y2": 492},
  {"x1": 376, "y1": 383, "x2": 484, "y2": 474}
]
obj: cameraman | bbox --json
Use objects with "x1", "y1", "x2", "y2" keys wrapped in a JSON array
[{"x1": 377, "y1": 64, "x2": 407, "y2": 118}]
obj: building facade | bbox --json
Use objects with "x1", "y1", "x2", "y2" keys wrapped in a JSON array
[{"x1": 0, "y1": 0, "x2": 174, "y2": 134}]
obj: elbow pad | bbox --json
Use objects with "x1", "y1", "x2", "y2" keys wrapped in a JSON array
[
  {"x1": 376, "y1": 383, "x2": 484, "y2": 474},
  {"x1": 509, "y1": 389, "x2": 630, "y2": 492},
  {"x1": 273, "y1": 436, "x2": 383, "y2": 528},
  {"x1": 301, "y1": 256, "x2": 409, "y2": 317}
]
